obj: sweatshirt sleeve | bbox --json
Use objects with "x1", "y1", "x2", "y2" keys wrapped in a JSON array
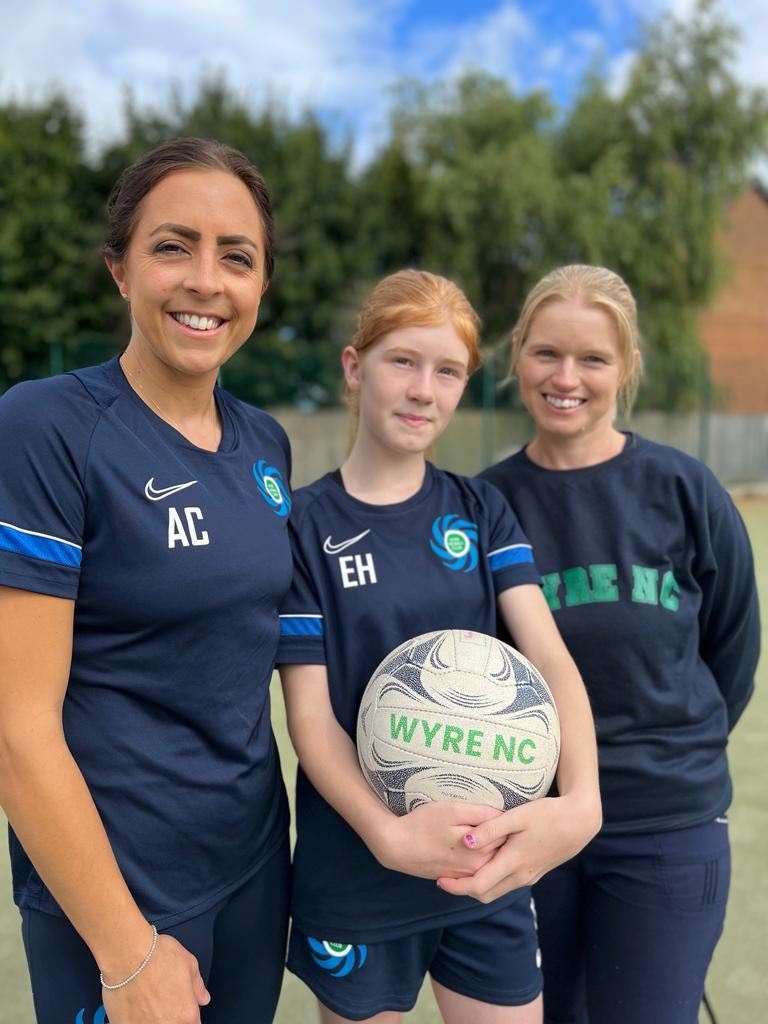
[{"x1": 697, "y1": 492, "x2": 760, "y2": 731}]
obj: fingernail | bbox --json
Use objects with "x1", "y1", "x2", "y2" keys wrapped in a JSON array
[{"x1": 464, "y1": 833, "x2": 477, "y2": 848}]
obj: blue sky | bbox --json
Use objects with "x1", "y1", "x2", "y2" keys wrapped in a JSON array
[{"x1": 0, "y1": 0, "x2": 763, "y2": 162}]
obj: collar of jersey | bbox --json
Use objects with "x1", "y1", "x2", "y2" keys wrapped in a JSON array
[
  {"x1": 109, "y1": 356, "x2": 239, "y2": 455},
  {"x1": 328, "y1": 461, "x2": 437, "y2": 515},
  {"x1": 518, "y1": 431, "x2": 637, "y2": 478}
]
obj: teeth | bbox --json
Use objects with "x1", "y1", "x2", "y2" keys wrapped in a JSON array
[
  {"x1": 546, "y1": 395, "x2": 584, "y2": 409},
  {"x1": 172, "y1": 313, "x2": 223, "y2": 331}
]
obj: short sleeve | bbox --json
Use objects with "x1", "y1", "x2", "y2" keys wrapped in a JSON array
[
  {"x1": 480, "y1": 481, "x2": 540, "y2": 594},
  {"x1": 0, "y1": 377, "x2": 97, "y2": 599},
  {"x1": 276, "y1": 517, "x2": 326, "y2": 665}
]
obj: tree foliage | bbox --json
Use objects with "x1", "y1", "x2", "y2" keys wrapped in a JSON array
[{"x1": 1, "y1": 0, "x2": 765, "y2": 409}]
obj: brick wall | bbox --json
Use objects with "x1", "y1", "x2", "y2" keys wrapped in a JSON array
[{"x1": 698, "y1": 184, "x2": 768, "y2": 412}]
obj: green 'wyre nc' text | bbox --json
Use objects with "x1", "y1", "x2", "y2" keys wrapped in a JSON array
[
  {"x1": 541, "y1": 563, "x2": 681, "y2": 612},
  {"x1": 389, "y1": 715, "x2": 536, "y2": 764}
]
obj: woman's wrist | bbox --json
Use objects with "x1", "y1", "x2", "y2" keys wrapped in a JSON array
[
  {"x1": 357, "y1": 806, "x2": 400, "y2": 868},
  {"x1": 100, "y1": 925, "x2": 158, "y2": 990},
  {"x1": 93, "y1": 914, "x2": 157, "y2": 983},
  {"x1": 557, "y1": 788, "x2": 603, "y2": 833}
]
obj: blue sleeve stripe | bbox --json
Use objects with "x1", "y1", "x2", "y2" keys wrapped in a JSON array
[
  {"x1": 488, "y1": 543, "x2": 534, "y2": 573},
  {"x1": 279, "y1": 614, "x2": 324, "y2": 637},
  {"x1": 0, "y1": 520, "x2": 82, "y2": 568}
]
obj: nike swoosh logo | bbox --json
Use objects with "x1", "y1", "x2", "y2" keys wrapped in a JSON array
[
  {"x1": 144, "y1": 477, "x2": 198, "y2": 502},
  {"x1": 323, "y1": 529, "x2": 371, "y2": 555}
]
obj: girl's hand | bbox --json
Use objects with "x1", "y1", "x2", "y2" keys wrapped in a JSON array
[
  {"x1": 102, "y1": 934, "x2": 210, "y2": 1024},
  {"x1": 436, "y1": 794, "x2": 601, "y2": 903},
  {"x1": 370, "y1": 801, "x2": 504, "y2": 880}
]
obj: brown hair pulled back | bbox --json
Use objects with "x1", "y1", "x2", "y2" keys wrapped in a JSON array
[{"x1": 103, "y1": 137, "x2": 275, "y2": 283}]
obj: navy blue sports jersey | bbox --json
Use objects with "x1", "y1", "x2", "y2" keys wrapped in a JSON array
[
  {"x1": 0, "y1": 358, "x2": 292, "y2": 926},
  {"x1": 480, "y1": 435, "x2": 760, "y2": 833},
  {"x1": 276, "y1": 464, "x2": 540, "y2": 942}
]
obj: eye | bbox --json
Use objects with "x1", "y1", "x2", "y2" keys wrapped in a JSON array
[
  {"x1": 393, "y1": 355, "x2": 414, "y2": 367},
  {"x1": 584, "y1": 354, "x2": 608, "y2": 365},
  {"x1": 533, "y1": 347, "x2": 557, "y2": 360},
  {"x1": 225, "y1": 250, "x2": 254, "y2": 268},
  {"x1": 154, "y1": 241, "x2": 188, "y2": 256},
  {"x1": 439, "y1": 366, "x2": 463, "y2": 378}
]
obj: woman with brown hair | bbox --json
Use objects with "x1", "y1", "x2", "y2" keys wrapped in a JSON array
[
  {"x1": 0, "y1": 138, "x2": 293, "y2": 1024},
  {"x1": 480, "y1": 264, "x2": 760, "y2": 1024}
]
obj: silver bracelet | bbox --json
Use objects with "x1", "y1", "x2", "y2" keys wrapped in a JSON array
[{"x1": 100, "y1": 925, "x2": 159, "y2": 991}]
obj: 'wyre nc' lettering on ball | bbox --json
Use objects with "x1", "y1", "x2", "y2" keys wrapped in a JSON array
[
  {"x1": 388, "y1": 714, "x2": 538, "y2": 765},
  {"x1": 357, "y1": 630, "x2": 560, "y2": 815}
]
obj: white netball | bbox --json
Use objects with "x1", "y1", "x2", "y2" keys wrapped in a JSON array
[{"x1": 356, "y1": 629, "x2": 560, "y2": 815}]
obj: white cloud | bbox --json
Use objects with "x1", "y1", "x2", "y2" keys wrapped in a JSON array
[
  {"x1": 602, "y1": 1, "x2": 768, "y2": 102},
  {"x1": 607, "y1": 49, "x2": 637, "y2": 96},
  {"x1": 1, "y1": 0, "x2": 765, "y2": 166},
  {"x1": 0, "y1": 0, "x2": 541, "y2": 164},
  {"x1": 432, "y1": 3, "x2": 533, "y2": 82},
  {"x1": 0, "y1": 0, "x2": 400, "y2": 154}
]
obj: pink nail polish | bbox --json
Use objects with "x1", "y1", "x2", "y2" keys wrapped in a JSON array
[{"x1": 464, "y1": 833, "x2": 477, "y2": 848}]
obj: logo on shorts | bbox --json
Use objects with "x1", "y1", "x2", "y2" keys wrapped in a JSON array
[
  {"x1": 308, "y1": 937, "x2": 368, "y2": 977},
  {"x1": 430, "y1": 514, "x2": 478, "y2": 573},
  {"x1": 75, "y1": 1008, "x2": 106, "y2": 1024},
  {"x1": 252, "y1": 459, "x2": 291, "y2": 517}
]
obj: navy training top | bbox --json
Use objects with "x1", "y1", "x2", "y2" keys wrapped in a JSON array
[
  {"x1": 276, "y1": 463, "x2": 541, "y2": 943},
  {"x1": 480, "y1": 434, "x2": 760, "y2": 833},
  {"x1": 0, "y1": 358, "x2": 292, "y2": 926}
]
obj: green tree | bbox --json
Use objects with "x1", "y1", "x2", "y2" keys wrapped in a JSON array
[
  {"x1": 554, "y1": 0, "x2": 768, "y2": 407},
  {"x1": 384, "y1": 74, "x2": 560, "y2": 344},
  {"x1": 0, "y1": 95, "x2": 120, "y2": 389}
]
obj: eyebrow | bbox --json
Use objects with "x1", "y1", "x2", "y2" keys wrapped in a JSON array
[
  {"x1": 388, "y1": 345, "x2": 468, "y2": 369},
  {"x1": 149, "y1": 223, "x2": 260, "y2": 250}
]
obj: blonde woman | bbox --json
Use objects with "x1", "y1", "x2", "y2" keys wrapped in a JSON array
[
  {"x1": 277, "y1": 269, "x2": 601, "y2": 1024},
  {"x1": 480, "y1": 264, "x2": 759, "y2": 1024}
]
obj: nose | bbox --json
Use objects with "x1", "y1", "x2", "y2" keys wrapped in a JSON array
[
  {"x1": 182, "y1": 250, "x2": 224, "y2": 298},
  {"x1": 406, "y1": 367, "x2": 435, "y2": 404},
  {"x1": 550, "y1": 357, "x2": 579, "y2": 390}
]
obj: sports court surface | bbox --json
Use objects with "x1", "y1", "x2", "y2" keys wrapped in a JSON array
[{"x1": 1, "y1": 499, "x2": 765, "y2": 1024}]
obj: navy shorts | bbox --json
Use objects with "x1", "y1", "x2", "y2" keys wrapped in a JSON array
[
  {"x1": 287, "y1": 889, "x2": 542, "y2": 1020},
  {"x1": 533, "y1": 818, "x2": 730, "y2": 1024},
  {"x1": 21, "y1": 840, "x2": 290, "y2": 1024}
]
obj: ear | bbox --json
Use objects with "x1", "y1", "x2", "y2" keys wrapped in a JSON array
[
  {"x1": 341, "y1": 345, "x2": 362, "y2": 391},
  {"x1": 105, "y1": 257, "x2": 130, "y2": 301}
]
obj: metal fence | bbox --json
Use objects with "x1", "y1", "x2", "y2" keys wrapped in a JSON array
[{"x1": 275, "y1": 407, "x2": 768, "y2": 488}]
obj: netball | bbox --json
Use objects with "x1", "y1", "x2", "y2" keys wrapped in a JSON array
[{"x1": 357, "y1": 629, "x2": 560, "y2": 815}]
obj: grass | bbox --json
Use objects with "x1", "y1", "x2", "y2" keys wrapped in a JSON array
[{"x1": 2, "y1": 499, "x2": 765, "y2": 1024}]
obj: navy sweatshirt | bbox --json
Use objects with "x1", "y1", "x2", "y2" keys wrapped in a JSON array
[{"x1": 480, "y1": 434, "x2": 760, "y2": 833}]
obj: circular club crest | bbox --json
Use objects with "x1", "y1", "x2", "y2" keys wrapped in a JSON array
[
  {"x1": 252, "y1": 459, "x2": 291, "y2": 517},
  {"x1": 430, "y1": 514, "x2": 478, "y2": 572},
  {"x1": 308, "y1": 937, "x2": 368, "y2": 977}
]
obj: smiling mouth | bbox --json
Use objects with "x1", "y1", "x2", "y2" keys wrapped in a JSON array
[
  {"x1": 170, "y1": 312, "x2": 227, "y2": 332},
  {"x1": 544, "y1": 394, "x2": 586, "y2": 410}
]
